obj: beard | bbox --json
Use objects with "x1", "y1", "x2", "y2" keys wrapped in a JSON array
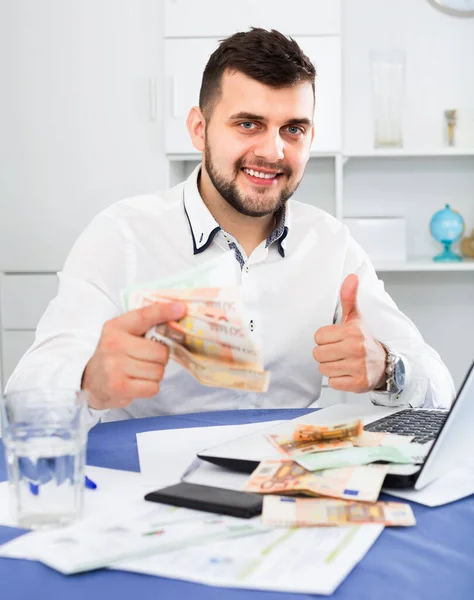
[{"x1": 204, "y1": 144, "x2": 300, "y2": 218}]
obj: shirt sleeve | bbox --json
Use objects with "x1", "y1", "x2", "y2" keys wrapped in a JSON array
[
  {"x1": 5, "y1": 212, "x2": 134, "y2": 429},
  {"x1": 335, "y1": 233, "x2": 456, "y2": 410}
]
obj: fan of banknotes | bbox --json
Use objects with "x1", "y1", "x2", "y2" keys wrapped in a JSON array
[
  {"x1": 125, "y1": 285, "x2": 270, "y2": 392},
  {"x1": 243, "y1": 419, "x2": 425, "y2": 527}
]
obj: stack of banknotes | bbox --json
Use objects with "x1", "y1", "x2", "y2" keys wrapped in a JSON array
[
  {"x1": 261, "y1": 495, "x2": 416, "y2": 527},
  {"x1": 243, "y1": 419, "x2": 425, "y2": 526},
  {"x1": 125, "y1": 285, "x2": 270, "y2": 392}
]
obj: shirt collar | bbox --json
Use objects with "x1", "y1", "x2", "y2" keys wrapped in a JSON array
[
  {"x1": 183, "y1": 165, "x2": 221, "y2": 255},
  {"x1": 183, "y1": 164, "x2": 291, "y2": 257}
]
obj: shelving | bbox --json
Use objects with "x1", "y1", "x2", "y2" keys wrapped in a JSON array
[
  {"x1": 373, "y1": 258, "x2": 474, "y2": 272},
  {"x1": 344, "y1": 148, "x2": 474, "y2": 158}
]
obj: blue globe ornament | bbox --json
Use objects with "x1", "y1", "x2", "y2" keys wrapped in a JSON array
[{"x1": 430, "y1": 204, "x2": 465, "y2": 262}]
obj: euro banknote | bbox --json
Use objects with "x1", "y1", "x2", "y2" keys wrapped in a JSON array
[
  {"x1": 262, "y1": 495, "x2": 416, "y2": 527},
  {"x1": 266, "y1": 434, "x2": 354, "y2": 458},
  {"x1": 244, "y1": 460, "x2": 389, "y2": 503},
  {"x1": 294, "y1": 443, "x2": 427, "y2": 472},
  {"x1": 147, "y1": 328, "x2": 270, "y2": 392},
  {"x1": 125, "y1": 278, "x2": 270, "y2": 392},
  {"x1": 267, "y1": 422, "x2": 414, "y2": 459},
  {"x1": 293, "y1": 420, "x2": 363, "y2": 443}
]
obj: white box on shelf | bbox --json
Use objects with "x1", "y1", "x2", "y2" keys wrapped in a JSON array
[{"x1": 343, "y1": 217, "x2": 407, "y2": 262}]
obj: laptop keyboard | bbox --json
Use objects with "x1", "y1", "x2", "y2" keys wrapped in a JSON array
[{"x1": 364, "y1": 409, "x2": 449, "y2": 444}]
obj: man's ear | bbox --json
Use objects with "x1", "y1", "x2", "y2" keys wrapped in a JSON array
[{"x1": 186, "y1": 106, "x2": 206, "y2": 152}]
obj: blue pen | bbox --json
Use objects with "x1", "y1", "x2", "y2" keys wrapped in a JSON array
[
  {"x1": 29, "y1": 482, "x2": 40, "y2": 496},
  {"x1": 85, "y1": 475, "x2": 98, "y2": 490}
]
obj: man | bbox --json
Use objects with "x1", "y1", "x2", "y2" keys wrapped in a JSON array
[{"x1": 7, "y1": 29, "x2": 455, "y2": 426}]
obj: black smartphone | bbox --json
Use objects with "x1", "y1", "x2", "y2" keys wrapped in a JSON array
[{"x1": 144, "y1": 482, "x2": 263, "y2": 519}]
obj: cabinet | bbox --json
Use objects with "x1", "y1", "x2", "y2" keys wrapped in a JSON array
[
  {"x1": 164, "y1": 0, "x2": 341, "y2": 38},
  {"x1": 0, "y1": 0, "x2": 168, "y2": 386},
  {"x1": 0, "y1": 0, "x2": 166, "y2": 273},
  {"x1": 0, "y1": 273, "x2": 58, "y2": 386}
]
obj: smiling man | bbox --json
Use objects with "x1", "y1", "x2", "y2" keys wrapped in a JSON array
[{"x1": 6, "y1": 28, "x2": 455, "y2": 424}]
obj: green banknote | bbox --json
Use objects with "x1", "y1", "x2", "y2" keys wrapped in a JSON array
[{"x1": 295, "y1": 443, "x2": 427, "y2": 472}]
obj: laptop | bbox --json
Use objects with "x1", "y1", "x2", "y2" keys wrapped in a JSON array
[{"x1": 198, "y1": 361, "x2": 474, "y2": 490}]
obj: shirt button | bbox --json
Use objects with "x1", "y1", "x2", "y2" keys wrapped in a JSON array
[
  {"x1": 244, "y1": 265, "x2": 249, "y2": 273},
  {"x1": 249, "y1": 319, "x2": 254, "y2": 332}
]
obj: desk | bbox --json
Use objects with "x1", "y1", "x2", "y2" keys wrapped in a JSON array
[{"x1": 1, "y1": 408, "x2": 473, "y2": 599}]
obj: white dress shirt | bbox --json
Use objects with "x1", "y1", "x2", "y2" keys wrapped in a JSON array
[{"x1": 6, "y1": 165, "x2": 456, "y2": 426}]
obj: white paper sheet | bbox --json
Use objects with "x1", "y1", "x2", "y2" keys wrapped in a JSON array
[
  {"x1": 115, "y1": 522, "x2": 384, "y2": 596},
  {"x1": 0, "y1": 466, "x2": 151, "y2": 528},
  {"x1": 136, "y1": 421, "x2": 282, "y2": 488},
  {"x1": 383, "y1": 457, "x2": 474, "y2": 506},
  {"x1": 0, "y1": 502, "x2": 267, "y2": 574}
]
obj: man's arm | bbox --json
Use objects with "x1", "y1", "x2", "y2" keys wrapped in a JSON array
[
  {"x1": 313, "y1": 235, "x2": 455, "y2": 409},
  {"x1": 5, "y1": 212, "x2": 132, "y2": 427},
  {"x1": 339, "y1": 238, "x2": 455, "y2": 409}
]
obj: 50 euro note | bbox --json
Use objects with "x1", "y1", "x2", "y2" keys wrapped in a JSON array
[
  {"x1": 146, "y1": 322, "x2": 270, "y2": 393},
  {"x1": 266, "y1": 433, "x2": 354, "y2": 458},
  {"x1": 262, "y1": 495, "x2": 416, "y2": 528},
  {"x1": 267, "y1": 424, "x2": 413, "y2": 459},
  {"x1": 126, "y1": 283, "x2": 270, "y2": 392},
  {"x1": 151, "y1": 321, "x2": 260, "y2": 364},
  {"x1": 293, "y1": 420, "x2": 363, "y2": 443},
  {"x1": 244, "y1": 459, "x2": 389, "y2": 503},
  {"x1": 127, "y1": 287, "x2": 244, "y2": 322}
]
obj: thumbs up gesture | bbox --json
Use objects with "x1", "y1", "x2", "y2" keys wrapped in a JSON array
[{"x1": 313, "y1": 274, "x2": 387, "y2": 393}]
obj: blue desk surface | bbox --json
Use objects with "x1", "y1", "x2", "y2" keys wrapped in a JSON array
[{"x1": 1, "y1": 408, "x2": 473, "y2": 600}]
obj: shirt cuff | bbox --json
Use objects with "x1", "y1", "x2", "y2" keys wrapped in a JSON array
[{"x1": 86, "y1": 406, "x2": 109, "y2": 428}]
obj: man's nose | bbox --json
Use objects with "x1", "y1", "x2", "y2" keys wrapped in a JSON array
[{"x1": 253, "y1": 130, "x2": 285, "y2": 163}]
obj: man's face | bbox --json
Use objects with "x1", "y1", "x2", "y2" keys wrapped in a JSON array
[{"x1": 202, "y1": 71, "x2": 314, "y2": 218}]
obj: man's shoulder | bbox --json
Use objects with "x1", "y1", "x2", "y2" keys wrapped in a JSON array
[
  {"x1": 289, "y1": 199, "x2": 347, "y2": 236},
  {"x1": 100, "y1": 181, "x2": 185, "y2": 221}
]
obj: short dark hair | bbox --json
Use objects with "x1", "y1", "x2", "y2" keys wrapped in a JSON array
[{"x1": 199, "y1": 28, "x2": 316, "y2": 119}]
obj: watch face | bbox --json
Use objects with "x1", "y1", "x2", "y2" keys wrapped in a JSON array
[{"x1": 394, "y1": 358, "x2": 406, "y2": 390}]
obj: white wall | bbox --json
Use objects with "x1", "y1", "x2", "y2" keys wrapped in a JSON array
[
  {"x1": 0, "y1": 0, "x2": 167, "y2": 271},
  {"x1": 343, "y1": 0, "x2": 474, "y2": 151}
]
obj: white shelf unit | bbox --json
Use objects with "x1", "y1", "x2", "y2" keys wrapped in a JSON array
[
  {"x1": 372, "y1": 258, "x2": 474, "y2": 272},
  {"x1": 344, "y1": 148, "x2": 474, "y2": 158}
]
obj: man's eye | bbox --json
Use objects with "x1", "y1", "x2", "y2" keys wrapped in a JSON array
[
  {"x1": 240, "y1": 122, "x2": 255, "y2": 130},
  {"x1": 286, "y1": 126, "x2": 303, "y2": 135}
]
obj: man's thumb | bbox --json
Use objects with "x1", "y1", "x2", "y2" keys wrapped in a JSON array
[
  {"x1": 340, "y1": 274, "x2": 360, "y2": 323},
  {"x1": 120, "y1": 301, "x2": 186, "y2": 335}
]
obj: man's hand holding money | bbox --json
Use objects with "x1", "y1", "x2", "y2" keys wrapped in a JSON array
[
  {"x1": 82, "y1": 302, "x2": 186, "y2": 409},
  {"x1": 313, "y1": 274, "x2": 387, "y2": 393}
]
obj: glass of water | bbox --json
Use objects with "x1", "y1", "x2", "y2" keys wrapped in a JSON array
[{"x1": 0, "y1": 389, "x2": 88, "y2": 529}]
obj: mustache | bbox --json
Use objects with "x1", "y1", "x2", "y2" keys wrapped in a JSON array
[{"x1": 235, "y1": 158, "x2": 292, "y2": 178}]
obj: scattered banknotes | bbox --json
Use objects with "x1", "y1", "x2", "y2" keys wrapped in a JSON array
[
  {"x1": 244, "y1": 460, "x2": 389, "y2": 503},
  {"x1": 262, "y1": 495, "x2": 416, "y2": 527},
  {"x1": 267, "y1": 421, "x2": 413, "y2": 459},
  {"x1": 266, "y1": 433, "x2": 354, "y2": 458},
  {"x1": 124, "y1": 283, "x2": 270, "y2": 392},
  {"x1": 293, "y1": 420, "x2": 363, "y2": 443},
  {"x1": 294, "y1": 443, "x2": 427, "y2": 472}
]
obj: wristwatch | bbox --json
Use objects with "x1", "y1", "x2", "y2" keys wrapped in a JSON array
[{"x1": 380, "y1": 344, "x2": 406, "y2": 398}]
